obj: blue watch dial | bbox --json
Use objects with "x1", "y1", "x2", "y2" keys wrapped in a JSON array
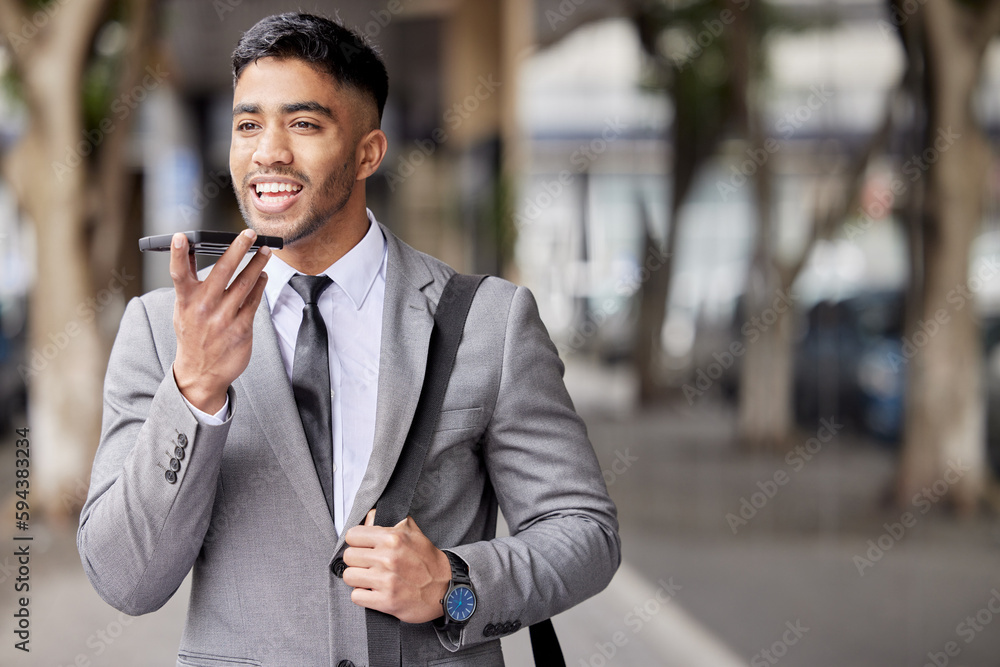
[{"x1": 445, "y1": 585, "x2": 476, "y2": 622}]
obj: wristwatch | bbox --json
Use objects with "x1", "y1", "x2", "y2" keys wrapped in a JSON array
[{"x1": 439, "y1": 551, "x2": 477, "y2": 627}]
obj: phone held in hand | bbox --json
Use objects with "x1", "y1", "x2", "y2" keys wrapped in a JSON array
[{"x1": 138, "y1": 231, "x2": 283, "y2": 256}]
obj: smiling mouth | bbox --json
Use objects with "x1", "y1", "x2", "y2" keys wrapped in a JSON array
[{"x1": 253, "y1": 181, "x2": 303, "y2": 203}]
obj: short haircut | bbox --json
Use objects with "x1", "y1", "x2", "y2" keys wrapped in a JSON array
[{"x1": 232, "y1": 12, "x2": 389, "y2": 126}]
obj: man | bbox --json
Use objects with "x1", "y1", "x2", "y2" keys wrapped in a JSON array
[{"x1": 78, "y1": 12, "x2": 619, "y2": 667}]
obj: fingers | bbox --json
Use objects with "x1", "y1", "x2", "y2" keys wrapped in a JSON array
[
  {"x1": 203, "y1": 228, "x2": 259, "y2": 294},
  {"x1": 344, "y1": 525, "x2": 381, "y2": 548},
  {"x1": 342, "y1": 546, "x2": 372, "y2": 568},
  {"x1": 228, "y1": 246, "x2": 271, "y2": 315},
  {"x1": 236, "y1": 269, "x2": 268, "y2": 324},
  {"x1": 169, "y1": 233, "x2": 199, "y2": 302},
  {"x1": 349, "y1": 587, "x2": 380, "y2": 611}
]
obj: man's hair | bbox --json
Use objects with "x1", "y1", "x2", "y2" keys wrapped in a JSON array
[{"x1": 232, "y1": 12, "x2": 388, "y2": 126}]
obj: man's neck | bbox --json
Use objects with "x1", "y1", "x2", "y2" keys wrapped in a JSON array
[{"x1": 273, "y1": 207, "x2": 371, "y2": 276}]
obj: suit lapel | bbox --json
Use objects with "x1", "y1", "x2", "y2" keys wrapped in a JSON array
[
  {"x1": 338, "y1": 226, "x2": 437, "y2": 546},
  {"x1": 237, "y1": 298, "x2": 337, "y2": 546}
]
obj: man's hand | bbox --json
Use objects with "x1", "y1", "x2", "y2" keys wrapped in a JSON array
[
  {"x1": 171, "y1": 229, "x2": 270, "y2": 413},
  {"x1": 343, "y1": 509, "x2": 452, "y2": 624}
]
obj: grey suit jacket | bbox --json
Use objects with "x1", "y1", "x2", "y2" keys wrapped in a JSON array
[{"x1": 77, "y1": 225, "x2": 620, "y2": 666}]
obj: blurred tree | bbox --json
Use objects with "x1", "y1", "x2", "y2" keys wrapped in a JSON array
[
  {"x1": 0, "y1": 0, "x2": 152, "y2": 518},
  {"x1": 631, "y1": 0, "x2": 894, "y2": 451},
  {"x1": 892, "y1": 0, "x2": 1000, "y2": 511},
  {"x1": 631, "y1": 0, "x2": 748, "y2": 405}
]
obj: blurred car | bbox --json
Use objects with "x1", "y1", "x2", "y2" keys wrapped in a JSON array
[
  {"x1": 0, "y1": 298, "x2": 28, "y2": 432},
  {"x1": 793, "y1": 291, "x2": 905, "y2": 440},
  {"x1": 796, "y1": 293, "x2": 1000, "y2": 477}
]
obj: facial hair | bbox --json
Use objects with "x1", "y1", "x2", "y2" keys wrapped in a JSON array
[{"x1": 235, "y1": 158, "x2": 356, "y2": 245}]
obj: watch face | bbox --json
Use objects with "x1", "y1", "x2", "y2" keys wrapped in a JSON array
[{"x1": 445, "y1": 585, "x2": 476, "y2": 622}]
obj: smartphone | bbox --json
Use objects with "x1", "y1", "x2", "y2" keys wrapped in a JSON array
[{"x1": 138, "y1": 231, "x2": 283, "y2": 256}]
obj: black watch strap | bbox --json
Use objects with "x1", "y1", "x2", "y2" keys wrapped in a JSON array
[{"x1": 444, "y1": 550, "x2": 470, "y2": 586}]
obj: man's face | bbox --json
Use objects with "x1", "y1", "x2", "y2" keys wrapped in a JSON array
[{"x1": 230, "y1": 57, "x2": 365, "y2": 245}]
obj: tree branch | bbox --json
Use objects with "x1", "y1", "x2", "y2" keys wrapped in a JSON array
[
  {"x1": 90, "y1": 0, "x2": 155, "y2": 283},
  {"x1": 0, "y1": 0, "x2": 28, "y2": 64},
  {"x1": 784, "y1": 87, "x2": 899, "y2": 284},
  {"x1": 49, "y1": 0, "x2": 110, "y2": 79}
]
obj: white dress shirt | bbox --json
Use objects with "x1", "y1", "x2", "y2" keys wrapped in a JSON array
[{"x1": 184, "y1": 210, "x2": 386, "y2": 534}]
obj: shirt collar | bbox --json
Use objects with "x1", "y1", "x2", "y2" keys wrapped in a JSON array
[{"x1": 263, "y1": 208, "x2": 387, "y2": 312}]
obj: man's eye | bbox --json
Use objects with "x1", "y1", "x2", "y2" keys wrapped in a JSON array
[
  {"x1": 237, "y1": 121, "x2": 258, "y2": 131},
  {"x1": 294, "y1": 121, "x2": 317, "y2": 129}
]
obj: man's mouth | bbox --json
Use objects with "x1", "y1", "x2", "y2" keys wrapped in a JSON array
[
  {"x1": 254, "y1": 181, "x2": 303, "y2": 202},
  {"x1": 249, "y1": 179, "x2": 304, "y2": 214}
]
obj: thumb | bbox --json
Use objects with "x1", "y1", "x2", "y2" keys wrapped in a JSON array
[{"x1": 364, "y1": 508, "x2": 376, "y2": 526}]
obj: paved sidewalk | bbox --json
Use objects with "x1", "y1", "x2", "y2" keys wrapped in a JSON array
[
  {"x1": 3, "y1": 356, "x2": 999, "y2": 665},
  {"x1": 566, "y1": 356, "x2": 1000, "y2": 667}
]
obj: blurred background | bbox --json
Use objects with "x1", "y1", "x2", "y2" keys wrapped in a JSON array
[{"x1": 3, "y1": 0, "x2": 1000, "y2": 664}]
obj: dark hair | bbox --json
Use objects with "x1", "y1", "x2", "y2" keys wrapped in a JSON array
[{"x1": 232, "y1": 12, "x2": 388, "y2": 125}]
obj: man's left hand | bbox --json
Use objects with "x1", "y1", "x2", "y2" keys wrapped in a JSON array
[{"x1": 343, "y1": 510, "x2": 452, "y2": 623}]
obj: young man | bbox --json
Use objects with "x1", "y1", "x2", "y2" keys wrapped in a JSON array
[{"x1": 78, "y1": 12, "x2": 619, "y2": 666}]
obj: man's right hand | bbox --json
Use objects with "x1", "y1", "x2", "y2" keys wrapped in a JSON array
[{"x1": 170, "y1": 229, "x2": 270, "y2": 414}]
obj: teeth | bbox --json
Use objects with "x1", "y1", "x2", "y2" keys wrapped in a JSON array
[{"x1": 255, "y1": 182, "x2": 303, "y2": 194}]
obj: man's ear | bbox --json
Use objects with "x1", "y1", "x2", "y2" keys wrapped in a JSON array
[{"x1": 356, "y1": 128, "x2": 388, "y2": 181}]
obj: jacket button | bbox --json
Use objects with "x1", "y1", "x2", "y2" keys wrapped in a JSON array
[
  {"x1": 511, "y1": 620, "x2": 522, "y2": 631},
  {"x1": 174, "y1": 446, "x2": 185, "y2": 460},
  {"x1": 169, "y1": 458, "x2": 181, "y2": 472},
  {"x1": 164, "y1": 470, "x2": 177, "y2": 484},
  {"x1": 483, "y1": 623, "x2": 495, "y2": 637},
  {"x1": 337, "y1": 661, "x2": 355, "y2": 667},
  {"x1": 177, "y1": 433, "x2": 188, "y2": 447},
  {"x1": 331, "y1": 558, "x2": 347, "y2": 577}
]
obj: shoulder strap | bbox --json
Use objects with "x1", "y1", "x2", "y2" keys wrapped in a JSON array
[
  {"x1": 366, "y1": 273, "x2": 564, "y2": 667},
  {"x1": 366, "y1": 273, "x2": 486, "y2": 666}
]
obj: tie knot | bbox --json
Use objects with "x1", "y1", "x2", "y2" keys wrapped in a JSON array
[{"x1": 289, "y1": 274, "x2": 332, "y2": 304}]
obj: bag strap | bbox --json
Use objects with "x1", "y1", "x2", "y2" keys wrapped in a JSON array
[
  {"x1": 366, "y1": 273, "x2": 485, "y2": 666},
  {"x1": 365, "y1": 273, "x2": 564, "y2": 667}
]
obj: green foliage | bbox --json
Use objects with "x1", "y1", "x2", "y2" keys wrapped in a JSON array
[{"x1": 3, "y1": 0, "x2": 130, "y2": 137}]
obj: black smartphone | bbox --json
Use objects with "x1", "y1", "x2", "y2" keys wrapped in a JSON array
[{"x1": 138, "y1": 230, "x2": 283, "y2": 256}]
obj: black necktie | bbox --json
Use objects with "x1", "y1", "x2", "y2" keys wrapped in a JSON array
[{"x1": 289, "y1": 274, "x2": 335, "y2": 518}]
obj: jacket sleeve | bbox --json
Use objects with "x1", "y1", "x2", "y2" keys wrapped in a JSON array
[
  {"x1": 439, "y1": 285, "x2": 621, "y2": 649},
  {"x1": 77, "y1": 295, "x2": 235, "y2": 616}
]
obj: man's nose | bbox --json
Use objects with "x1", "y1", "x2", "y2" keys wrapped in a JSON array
[{"x1": 252, "y1": 127, "x2": 292, "y2": 166}]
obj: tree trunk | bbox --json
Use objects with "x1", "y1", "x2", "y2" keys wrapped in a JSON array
[
  {"x1": 737, "y1": 278, "x2": 795, "y2": 450},
  {"x1": 736, "y1": 106, "x2": 795, "y2": 450},
  {"x1": 0, "y1": 0, "x2": 152, "y2": 519},
  {"x1": 896, "y1": 0, "x2": 1000, "y2": 512}
]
